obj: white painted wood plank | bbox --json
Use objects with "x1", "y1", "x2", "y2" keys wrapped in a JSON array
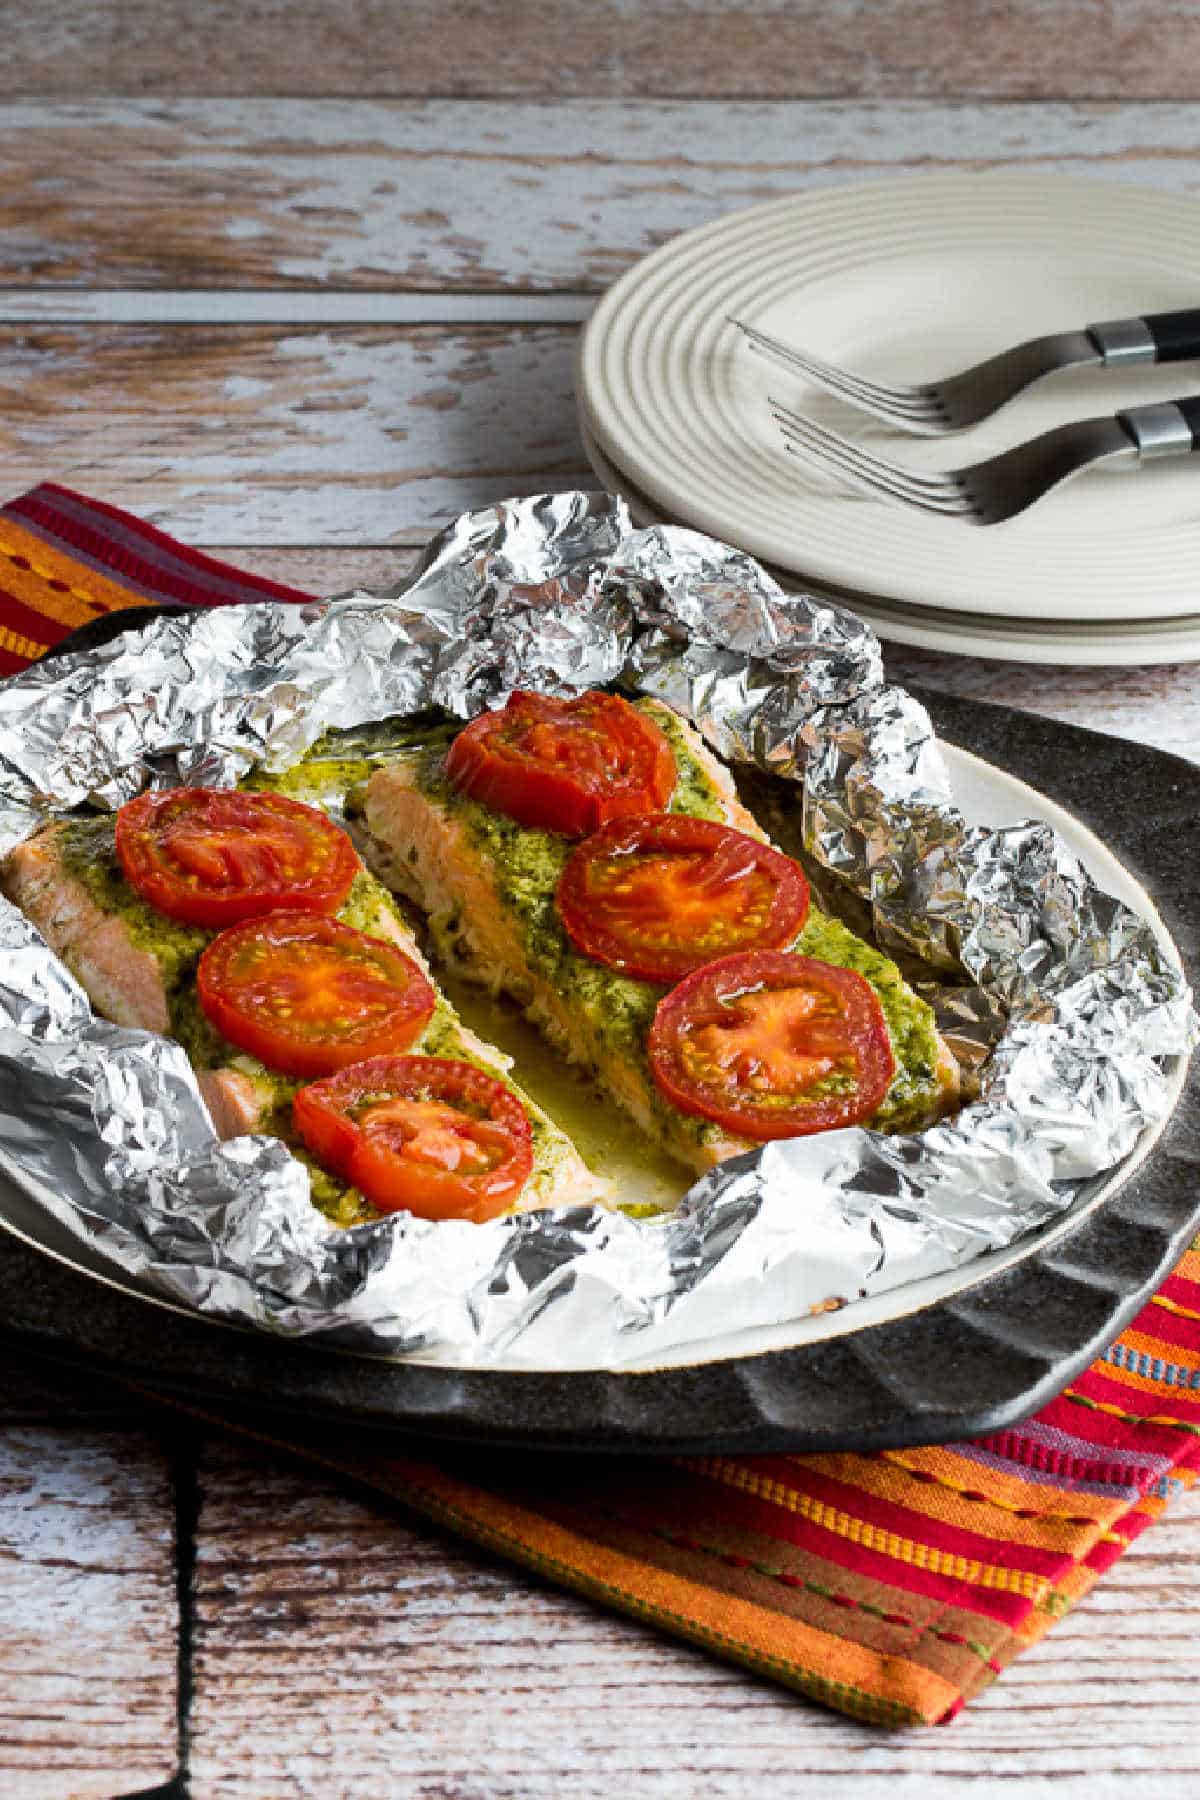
[
  {"x1": 3, "y1": 99, "x2": 1200, "y2": 294},
  {"x1": 0, "y1": 1426, "x2": 178, "y2": 1798},
  {"x1": 882, "y1": 645, "x2": 1200, "y2": 766},
  {"x1": 15, "y1": 314, "x2": 1200, "y2": 655},
  {"x1": 185, "y1": 1435, "x2": 1200, "y2": 1799},
  {"x1": 0, "y1": 324, "x2": 593, "y2": 543}
]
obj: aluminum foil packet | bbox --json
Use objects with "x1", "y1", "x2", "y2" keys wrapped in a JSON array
[{"x1": 0, "y1": 490, "x2": 1191, "y2": 1371}]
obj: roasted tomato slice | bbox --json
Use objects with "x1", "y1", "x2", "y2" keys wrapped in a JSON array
[
  {"x1": 648, "y1": 949, "x2": 894, "y2": 1139},
  {"x1": 293, "y1": 1055, "x2": 534, "y2": 1221},
  {"x1": 116, "y1": 787, "x2": 359, "y2": 927},
  {"x1": 197, "y1": 912, "x2": 436, "y2": 1078},
  {"x1": 556, "y1": 814, "x2": 810, "y2": 983},
  {"x1": 444, "y1": 689, "x2": 676, "y2": 838}
]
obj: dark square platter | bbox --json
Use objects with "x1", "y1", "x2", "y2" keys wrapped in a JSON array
[{"x1": 0, "y1": 683, "x2": 1195, "y2": 1456}]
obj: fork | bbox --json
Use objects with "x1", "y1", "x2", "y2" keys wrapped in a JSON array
[
  {"x1": 735, "y1": 311, "x2": 1200, "y2": 435},
  {"x1": 770, "y1": 394, "x2": 1200, "y2": 524}
]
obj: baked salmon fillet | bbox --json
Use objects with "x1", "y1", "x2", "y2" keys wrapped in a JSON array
[
  {"x1": 363, "y1": 697, "x2": 960, "y2": 1176},
  {"x1": 0, "y1": 814, "x2": 602, "y2": 1225}
]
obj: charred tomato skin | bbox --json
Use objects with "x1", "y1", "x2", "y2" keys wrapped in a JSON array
[
  {"x1": 556, "y1": 813, "x2": 810, "y2": 983},
  {"x1": 197, "y1": 910, "x2": 436, "y2": 1079},
  {"x1": 116, "y1": 786, "x2": 359, "y2": 927},
  {"x1": 294, "y1": 1054, "x2": 534, "y2": 1221},
  {"x1": 648, "y1": 949, "x2": 895, "y2": 1139},
  {"x1": 444, "y1": 690, "x2": 676, "y2": 839}
]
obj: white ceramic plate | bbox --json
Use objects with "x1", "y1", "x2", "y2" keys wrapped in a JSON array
[
  {"x1": 0, "y1": 743, "x2": 1184, "y2": 1373},
  {"x1": 578, "y1": 173, "x2": 1200, "y2": 630},
  {"x1": 579, "y1": 413, "x2": 1200, "y2": 666}
]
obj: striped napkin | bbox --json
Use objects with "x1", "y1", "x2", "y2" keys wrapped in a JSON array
[{"x1": 4, "y1": 480, "x2": 1198, "y2": 1727}]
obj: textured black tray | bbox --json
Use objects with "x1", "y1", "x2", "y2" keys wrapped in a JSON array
[{"x1": 0, "y1": 669, "x2": 1196, "y2": 1455}]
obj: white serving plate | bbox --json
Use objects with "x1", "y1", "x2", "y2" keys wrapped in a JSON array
[
  {"x1": 578, "y1": 173, "x2": 1200, "y2": 641},
  {"x1": 0, "y1": 740, "x2": 1184, "y2": 1375},
  {"x1": 579, "y1": 414, "x2": 1200, "y2": 666}
]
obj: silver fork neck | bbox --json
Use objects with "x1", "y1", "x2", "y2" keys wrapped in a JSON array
[
  {"x1": 1087, "y1": 318, "x2": 1158, "y2": 365},
  {"x1": 1118, "y1": 402, "x2": 1197, "y2": 459}
]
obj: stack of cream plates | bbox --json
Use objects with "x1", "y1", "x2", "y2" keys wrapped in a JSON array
[{"x1": 577, "y1": 173, "x2": 1200, "y2": 665}]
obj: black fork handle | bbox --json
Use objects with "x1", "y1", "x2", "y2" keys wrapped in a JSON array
[
  {"x1": 1175, "y1": 394, "x2": 1200, "y2": 445},
  {"x1": 1141, "y1": 311, "x2": 1200, "y2": 363},
  {"x1": 1089, "y1": 310, "x2": 1200, "y2": 366}
]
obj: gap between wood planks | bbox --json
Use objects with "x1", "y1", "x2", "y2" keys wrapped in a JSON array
[{"x1": 0, "y1": 293, "x2": 597, "y2": 324}]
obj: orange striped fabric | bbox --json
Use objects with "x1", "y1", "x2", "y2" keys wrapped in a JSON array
[
  {"x1": 0, "y1": 481, "x2": 311, "y2": 674},
  {"x1": 7, "y1": 481, "x2": 1196, "y2": 1728},
  {"x1": 261, "y1": 1245, "x2": 1200, "y2": 1728}
]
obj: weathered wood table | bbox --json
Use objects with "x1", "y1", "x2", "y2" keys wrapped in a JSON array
[{"x1": 2, "y1": 11, "x2": 1200, "y2": 1794}]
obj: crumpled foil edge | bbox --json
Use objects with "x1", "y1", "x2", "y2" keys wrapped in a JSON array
[{"x1": 0, "y1": 490, "x2": 1189, "y2": 1371}]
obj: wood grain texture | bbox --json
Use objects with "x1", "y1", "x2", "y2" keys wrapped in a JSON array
[
  {"x1": 14, "y1": 311, "x2": 1200, "y2": 705},
  {"x1": 185, "y1": 1434, "x2": 1200, "y2": 1799},
  {"x1": 7, "y1": 2, "x2": 1200, "y2": 101},
  {"x1": 0, "y1": 1425, "x2": 178, "y2": 1798},
  {"x1": 4, "y1": 99, "x2": 1200, "y2": 294},
  {"x1": 0, "y1": 324, "x2": 592, "y2": 542},
  {"x1": 3, "y1": 44, "x2": 1200, "y2": 1794},
  {"x1": 882, "y1": 646, "x2": 1200, "y2": 766}
]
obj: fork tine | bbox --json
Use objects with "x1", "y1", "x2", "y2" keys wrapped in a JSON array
[
  {"x1": 769, "y1": 401, "x2": 970, "y2": 500},
  {"x1": 775, "y1": 432, "x2": 974, "y2": 515},
  {"x1": 733, "y1": 318, "x2": 929, "y2": 406},
  {"x1": 748, "y1": 341, "x2": 951, "y2": 434},
  {"x1": 733, "y1": 319, "x2": 945, "y2": 419},
  {"x1": 774, "y1": 423, "x2": 975, "y2": 514},
  {"x1": 759, "y1": 348, "x2": 944, "y2": 420},
  {"x1": 775, "y1": 431, "x2": 976, "y2": 517},
  {"x1": 770, "y1": 409, "x2": 976, "y2": 516},
  {"x1": 774, "y1": 355, "x2": 945, "y2": 422}
]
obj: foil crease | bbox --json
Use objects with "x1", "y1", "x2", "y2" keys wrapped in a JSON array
[{"x1": 0, "y1": 491, "x2": 1191, "y2": 1371}]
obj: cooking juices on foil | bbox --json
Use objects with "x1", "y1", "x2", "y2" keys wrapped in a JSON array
[{"x1": 0, "y1": 492, "x2": 1191, "y2": 1369}]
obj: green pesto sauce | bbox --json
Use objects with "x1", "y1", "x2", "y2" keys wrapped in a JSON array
[
  {"x1": 412, "y1": 708, "x2": 732, "y2": 1145},
  {"x1": 58, "y1": 816, "x2": 210, "y2": 1000},
  {"x1": 794, "y1": 910, "x2": 938, "y2": 1131},
  {"x1": 56, "y1": 816, "x2": 571, "y2": 1228},
  {"x1": 413, "y1": 705, "x2": 941, "y2": 1137},
  {"x1": 248, "y1": 714, "x2": 458, "y2": 820},
  {"x1": 249, "y1": 757, "x2": 374, "y2": 816},
  {"x1": 308, "y1": 713, "x2": 457, "y2": 763},
  {"x1": 642, "y1": 704, "x2": 727, "y2": 823}
]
